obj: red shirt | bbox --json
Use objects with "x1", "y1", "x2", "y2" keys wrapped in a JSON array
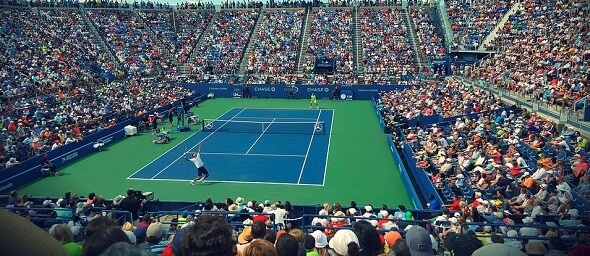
[
  {"x1": 252, "y1": 215, "x2": 268, "y2": 223},
  {"x1": 449, "y1": 199, "x2": 461, "y2": 212}
]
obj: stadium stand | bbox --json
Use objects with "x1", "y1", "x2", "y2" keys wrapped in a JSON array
[
  {"x1": 303, "y1": 7, "x2": 355, "y2": 84},
  {"x1": 243, "y1": 8, "x2": 305, "y2": 85},
  {"x1": 472, "y1": 0, "x2": 589, "y2": 110},
  {"x1": 186, "y1": 9, "x2": 260, "y2": 83},
  {"x1": 446, "y1": 0, "x2": 511, "y2": 50}
]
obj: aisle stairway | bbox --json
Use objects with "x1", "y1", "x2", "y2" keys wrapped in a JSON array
[
  {"x1": 80, "y1": 8, "x2": 118, "y2": 65},
  {"x1": 295, "y1": 8, "x2": 313, "y2": 76},
  {"x1": 401, "y1": 8, "x2": 424, "y2": 67},
  {"x1": 134, "y1": 10, "x2": 176, "y2": 66},
  {"x1": 352, "y1": 6, "x2": 363, "y2": 77},
  {"x1": 179, "y1": 12, "x2": 219, "y2": 76},
  {"x1": 237, "y1": 12, "x2": 264, "y2": 78},
  {"x1": 479, "y1": 2, "x2": 522, "y2": 51}
]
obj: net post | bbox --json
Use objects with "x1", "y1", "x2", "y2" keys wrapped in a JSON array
[{"x1": 202, "y1": 119, "x2": 205, "y2": 131}]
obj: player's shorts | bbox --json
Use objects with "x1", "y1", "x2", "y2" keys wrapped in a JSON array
[
  {"x1": 311, "y1": 100, "x2": 317, "y2": 104},
  {"x1": 197, "y1": 166, "x2": 209, "y2": 175}
]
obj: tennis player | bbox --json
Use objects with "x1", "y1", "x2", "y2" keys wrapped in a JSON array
[
  {"x1": 185, "y1": 143, "x2": 209, "y2": 185},
  {"x1": 310, "y1": 93, "x2": 319, "y2": 109}
]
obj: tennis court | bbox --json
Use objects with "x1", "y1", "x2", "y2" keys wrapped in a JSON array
[
  {"x1": 19, "y1": 99, "x2": 412, "y2": 207},
  {"x1": 128, "y1": 107, "x2": 333, "y2": 186}
]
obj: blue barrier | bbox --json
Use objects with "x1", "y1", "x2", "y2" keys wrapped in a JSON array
[
  {"x1": 387, "y1": 136, "x2": 421, "y2": 209},
  {"x1": 0, "y1": 94, "x2": 206, "y2": 194},
  {"x1": 180, "y1": 83, "x2": 411, "y2": 100},
  {"x1": 371, "y1": 96, "x2": 386, "y2": 132},
  {"x1": 401, "y1": 142, "x2": 443, "y2": 208}
]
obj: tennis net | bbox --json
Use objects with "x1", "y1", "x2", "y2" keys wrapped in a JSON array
[{"x1": 202, "y1": 119, "x2": 326, "y2": 135}]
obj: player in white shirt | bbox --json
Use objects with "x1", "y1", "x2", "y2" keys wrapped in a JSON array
[{"x1": 185, "y1": 143, "x2": 209, "y2": 185}]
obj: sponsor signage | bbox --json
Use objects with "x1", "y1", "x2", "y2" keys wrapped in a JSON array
[{"x1": 180, "y1": 83, "x2": 408, "y2": 100}]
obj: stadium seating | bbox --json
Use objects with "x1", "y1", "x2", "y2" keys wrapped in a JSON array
[{"x1": 0, "y1": 1, "x2": 588, "y2": 255}]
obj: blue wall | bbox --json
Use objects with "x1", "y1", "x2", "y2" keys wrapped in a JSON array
[
  {"x1": 181, "y1": 83, "x2": 414, "y2": 100},
  {"x1": 387, "y1": 137, "x2": 421, "y2": 209}
]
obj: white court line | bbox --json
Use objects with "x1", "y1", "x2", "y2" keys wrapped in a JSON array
[
  {"x1": 240, "y1": 107, "x2": 335, "y2": 111},
  {"x1": 322, "y1": 110, "x2": 334, "y2": 186},
  {"x1": 127, "y1": 177, "x2": 324, "y2": 187},
  {"x1": 126, "y1": 107, "x2": 236, "y2": 179},
  {"x1": 188, "y1": 152, "x2": 306, "y2": 157},
  {"x1": 233, "y1": 116, "x2": 322, "y2": 121},
  {"x1": 245, "y1": 118, "x2": 275, "y2": 154},
  {"x1": 297, "y1": 109, "x2": 322, "y2": 184},
  {"x1": 148, "y1": 108, "x2": 246, "y2": 179}
]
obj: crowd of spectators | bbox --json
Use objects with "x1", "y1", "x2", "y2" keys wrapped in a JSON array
[
  {"x1": 410, "y1": 7, "x2": 446, "y2": 58},
  {"x1": 174, "y1": 10, "x2": 214, "y2": 63},
  {"x1": 304, "y1": 8, "x2": 355, "y2": 85},
  {"x1": 4, "y1": 187, "x2": 590, "y2": 256},
  {"x1": 138, "y1": 10, "x2": 177, "y2": 56},
  {"x1": 377, "y1": 78, "x2": 502, "y2": 125},
  {"x1": 177, "y1": 1, "x2": 215, "y2": 10},
  {"x1": 244, "y1": 9, "x2": 305, "y2": 85},
  {"x1": 187, "y1": 10, "x2": 259, "y2": 83},
  {"x1": 379, "y1": 78, "x2": 590, "y2": 252},
  {"x1": 0, "y1": 75, "x2": 194, "y2": 168},
  {"x1": 471, "y1": 0, "x2": 589, "y2": 110},
  {"x1": 360, "y1": 8, "x2": 418, "y2": 85},
  {"x1": 0, "y1": 11, "x2": 191, "y2": 167},
  {"x1": 88, "y1": 9, "x2": 176, "y2": 79},
  {"x1": 446, "y1": 0, "x2": 512, "y2": 50}
]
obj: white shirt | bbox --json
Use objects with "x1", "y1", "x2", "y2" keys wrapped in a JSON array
[
  {"x1": 189, "y1": 153, "x2": 204, "y2": 168},
  {"x1": 531, "y1": 168, "x2": 547, "y2": 181},
  {"x1": 269, "y1": 208, "x2": 286, "y2": 226}
]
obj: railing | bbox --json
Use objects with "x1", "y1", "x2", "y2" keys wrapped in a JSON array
[
  {"x1": 434, "y1": 0, "x2": 453, "y2": 50},
  {"x1": 458, "y1": 77, "x2": 590, "y2": 137}
]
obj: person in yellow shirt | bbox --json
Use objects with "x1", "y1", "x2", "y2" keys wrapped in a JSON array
[{"x1": 310, "y1": 93, "x2": 319, "y2": 109}]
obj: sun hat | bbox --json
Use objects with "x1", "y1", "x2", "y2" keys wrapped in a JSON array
[
  {"x1": 525, "y1": 242, "x2": 548, "y2": 255},
  {"x1": 328, "y1": 230, "x2": 359, "y2": 256},
  {"x1": 238, "y1": 226, "x2": 253, "y2": 244},
  {"x1": 310, "y1": 230, "x2": 328, "y2": 248}
]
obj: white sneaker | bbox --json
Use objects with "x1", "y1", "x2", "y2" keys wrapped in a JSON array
[{"x1": 190, "y1": 181, "x2": 194, "y2": 185}]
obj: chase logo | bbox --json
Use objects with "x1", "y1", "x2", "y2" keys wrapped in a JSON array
[
  {"x1": 340, "y1": 93, "x2": 347, "y2": 100},
  {"x1": 254, "y1": 87, "x2": 276, "y2": 92},
  {"x1": 285, "y1": 86, "x2": 299, "y2": 93},
  {"x1": 307, "y1": 87, "x2": 329, "y2": 92}
]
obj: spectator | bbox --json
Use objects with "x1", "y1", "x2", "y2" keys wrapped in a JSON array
[
  {"x1": 98, "y1": 242, "x2": 151, "y2": 256},
  {"x1": 85, "y1": 216, "x2": 117, "y2": 239},
  {"x1": 328, "y1": 230, "x2": 360, "y2": 256},
  {"x1": 243, "y1": 239, "x2": 278, "y2": 256},
  {"x1": 352, "y1": 220, "x2": 383, "y2": 255},
  {"x1": 146, "y1": 222, "x2": 168, "y2": 255},
  {"x1": 49, "y1": 224, "x2": 83, "y2": 256},
  {"x1": 406, "y1": 225, "x2": 434, "y2": 256},
  {"x1": 391, "y1": 239, "x2": 411, "y2": 256},
  {"x1": 120, "y1": 189, "x2": 143, "y2": 223},
  {"x1": 237, "y1": 221, "x2": 267, "y2": 254},
  {"x1": 276, "y1": 234, "x2": 301, "y2": 256},
  {"x1": 179, "y1": 215, "x2": 235, "y2": 256},
  {"x1": 82, "y1": 226, "x2": 131, "y2": 256}
]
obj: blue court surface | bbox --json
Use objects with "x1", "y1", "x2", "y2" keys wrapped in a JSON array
[{"x1": 128, "y1": 108, "x2": 333, "y2": 186}]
